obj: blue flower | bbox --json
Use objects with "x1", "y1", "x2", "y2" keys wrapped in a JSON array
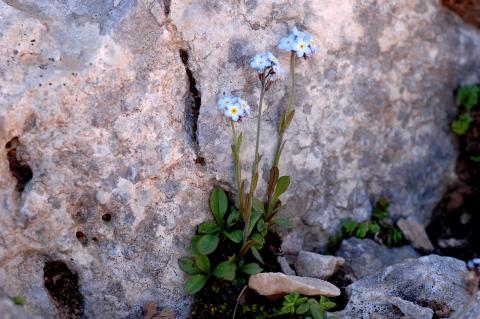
[
  {"x1": 250, "y1": 54, "x2": 272, "y2": 72},
  {"x1": 278, "y1": 34, "x2": 296, "y2": 52},
  {"x1": 293, "y1": 38, "x2": 312, "y2": 58},
  {"x1": 264, "y1": 52, "x2": 278, "y2": 65},
  {"x1": 224, "y1": 102, "x2": 243, "y2": 122},
  {"x1": 218, "y1": 96, "x2": 235, "y2": 110},
  {"x1": 278, "y1": 26, "x2": 317, "y2": 58},
  {"x1": 236, "y1": 97, "x2": 251, "y2": 116}
]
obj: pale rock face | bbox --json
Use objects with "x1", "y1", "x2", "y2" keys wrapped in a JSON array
[
  {"x1": 295, "y1": 251, "x2": 345, "y2": 279},
  {"x1": 335, "y1": 238, "x2": 420, "y2": 281},
  {"x1": 0, "y1": 0, "x2": 479, "y2": 318},
  {"x1": 336, "y1": 255, "x2": 480, "y2": 319}
]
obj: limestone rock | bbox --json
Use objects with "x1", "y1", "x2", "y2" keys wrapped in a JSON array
[
  {"x1": 277, "y1": 256, "x2": 296, "y2": 276},
  {"x1": 0, "y1": 298, "x2": 40, "y2": 319},
  {"x1": 295, "y1": 251, "x2": 344, "y2": 279},
  {"x1": 248, "y1": 272, "x2": 340, "y2": 297},
  {"x1": 335, "y1": 238, "x2": 420, "y2": 280},
  {"x1": 397, "y1": 218, "x2": 434, "y2": 251},
  {"x1": 0, "y1": 0, "x2": 480, "y2": 318},
  {"x1": 335, "y1": 255, "x2": 480, "y2": 319}
]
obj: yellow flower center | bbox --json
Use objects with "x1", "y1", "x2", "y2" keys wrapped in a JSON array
[
  {"x1": 299, "y1": 44, "x2": 305, "y2": 49},
  {"x1": 231, "y1": 108, "x2": 238, "y2": 115}
]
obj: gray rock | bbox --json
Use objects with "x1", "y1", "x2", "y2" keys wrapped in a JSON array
[
  {"x1": 295, "y1": 251, "x2": 345, "y2": 279},
  {"x1": 0, "y1": 298, "x2": 40, "y2": 319},
  {"x1": 248, "y1": 272, "x2": 340, "y2": 297},
  {"x1": 0, "y1": 0, "x2": 480, "y2": 318},
  {"x1": 397, "y1": 218, "x2": 434, "y2": 251},
  {"x1": 336, "y1": 238, "x2": 420, "y2": 280},
  {"x1": 277, "y1": 256, "x2": 296, "y2": 276},
  {"x1": 336, "y1": 255, "x2": 480, "y2": 319}
]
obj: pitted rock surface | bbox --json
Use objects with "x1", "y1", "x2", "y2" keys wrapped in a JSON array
[{"x1": 1, "y1": 0, "x2": 480, "y2": 318}]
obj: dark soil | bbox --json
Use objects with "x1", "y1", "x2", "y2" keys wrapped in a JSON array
[
  {"x1": 427, "y1": 104, "x2": 480, "y2": 261},
  {"x1": 43, "y1": 260, "x2": 84, "y2": 319}
]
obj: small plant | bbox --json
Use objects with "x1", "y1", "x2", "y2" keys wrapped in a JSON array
[
  {"x1": 277, "y1": 292, "x2": 336, "y2": 319},
  {"x1": 178, "y1": 188, "x2": 263, "y2": 294},
  {"x1": 179, "y1": 26, "x2": 317, "y2": 299},
  {"x1": 329, "y1": 198, "x2": 405, "y2": 251},
  {"x1": 452, "y1": 85, "x2": 479, "y2": 135},
  {"x1": 11, "y1": 295, "x2": 26, "y2": 305}
]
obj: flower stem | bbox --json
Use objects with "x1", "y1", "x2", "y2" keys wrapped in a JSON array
[
  {"x1": 242, "y1": 79, "x2": 266, "y2": 244},
  {"x1": 273, "y1": 51, "x2": 296, "y2": 167}
]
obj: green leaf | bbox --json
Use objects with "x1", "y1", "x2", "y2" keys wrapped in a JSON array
[
  {"x1": 470, "y1": 155, "x2": 480, "y2": 162},
  {"x1": 369, "y1": 222, "x2": 381, "y2": 234},
  {"x1": 457, "y1": 85, "x2": 480, "y2": 110},
  {"x1": 240, "y1": 263, "x2": 263, "y2": 275},
  {"x1": 285, "y1": 292, "x2": 299, "y2": 303},
  {"x1": 247, "y1": 211, "x2": 263, "y2": 237},
  {"x1": 252, "y1": 197, "x2": 265, "y2": 214},
  {"x1": 452, "y1": 113, "x2": 473, "y2": 135},
  {"x1": 341, "y1": 218, "x2": 357, "y2": 236},
  {"x1": 251, "y1": 246, "x2": 264, "y2": 264},
  {"x1": 198, "y1": 222, "x2": 221, "y2": 234},
  {"x1": 295, "y1": 297, "x2": 308, "y2": 306},
  {"x1": 236, "y1": 132, "x2": 243, "y2": 151},
  {"x1": 224, "y1": 230, "x2": 243, "y2": 243},
  {"x1": 296, "y1": 302, "x2": 310, "y2": 315},
  {"x1": 213, "y1": 261, "x2": 237, "y2": 281},
  {"x1": 250, "y1": 232, "x2": 265, "y2": 249},
  {"x1": 187, "y1": 235, "x2": 201, "y2": 256},
  {"x1": 195, "y1": 255, "x2": 210, "y2": 274},
  {"x1": 210, "y1": 187, "x2": 228, "y2": 225},
  {"x1": 11, "y1": 296, "x2": 25, "y2": 306},
  {"x1": 372, "y1": 198, "x2": 389, "y2": 221},
  {"x1": 274, "y1": 176, "x2": 290, "y2": 199},
  {"x1": 271, "y1": 217, "x2": 290, "y2": 228},
  {"x1": 257, "y1": 218, "x2": 268, "y2": 236},
  {"x1": 196, "y1": 234, "x2": 220, "y2": 255},
  {"x1": 320, "y1": 296, "x2": 336, "y2": 311},
  {"x1": 178, "y1": 257, "x2": 200, "y2": 275},
  {"x1": 355, "y1": 222, "x2": 368, "y2": 238},
  {"x1": 309, "y1": 303, "x2": 325, "y2": 319},
  {"x1": 227, "y1": 210, "x2": 240, "y2": 227},
  {"x1": 184, "y1": 274, "x2": 208, "y2": 294}
]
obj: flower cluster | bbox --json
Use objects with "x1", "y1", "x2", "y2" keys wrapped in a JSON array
[
  {"x1": 250, "y1": 52, "x2": 284, "y2": 88},
  {"x1": 218, "y1": 96, "x2": 251, "y2": 122},
  {"x1": 278, "y1": 26, "x2": 316, "y2": 58}
]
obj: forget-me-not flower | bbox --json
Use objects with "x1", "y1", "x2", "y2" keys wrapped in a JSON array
[
  {"x1": 224, "y1": 103, "x2": 243, "y2": 122},
  {"x1": 250, "y1": 54, "x2": 272, "y2": 72},
  {"x1": 237, "y1": 97, "x2": 251, "y2": 116},
  {"x1": 218, "y1": 95, "x2": 250, "y2": 122},
  {"x1": 278, "y1": 26, "x2": 316, "y2": 59},
  {"x1": 218, "y1": 96, "x2": 235, "y2": 110}
]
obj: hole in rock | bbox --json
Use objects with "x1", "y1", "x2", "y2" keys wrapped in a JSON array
[
  {"x1": 163, "y1": 0, "x2": 171, "y2": 16},
  {"x1": 5, "y1": 137, "x2": 33, "y2": 192},
  {"x1": 178, "y1": 48, "x2": 204, "y2": 165},
  {"x1": 102, "y1": 213, "x2": 112, "y2": 222},
  {"x1": 43, "y1": 260, "x2": 84, "y2": 319},
  {"x1": 75, "y1": 231, "x2": 88, "y2": 246}
]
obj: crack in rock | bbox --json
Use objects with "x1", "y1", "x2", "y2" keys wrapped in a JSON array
[{"x1": 179, "y1": 48, "x2": 205, "y2": 165}]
